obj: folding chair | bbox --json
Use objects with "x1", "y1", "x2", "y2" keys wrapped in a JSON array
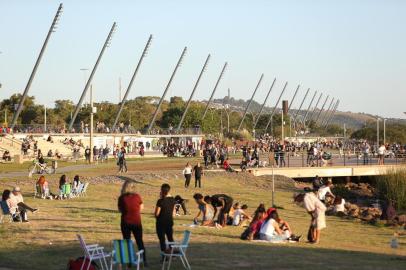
[
  {"x1": 73, "y1": 183, "x2": 84, "y2": 197},
  {"x1": 162, "y1": 230, "x2": 191, "y2": 270},
  {"x1": 60, "y1": 184, "x2": 72, "y2": 199},
  {"x1": 77, "y1": 234, "x2": 110, "y2": 270},
  {"x1": 34, "y1": 184, "x2": 42, "y2": 199},
  {"x1": 0, "y1": 201, "x2": 20, "y2": 223},
  {"x1": 81, "y1": 183, "x2": 89, "y2": 197},
  {"x1": 110, "y1": 239, "x2": 144, "y2": 270},
  {"x1": 34, "y1": 184, "x2": 49, "y2": 199}
]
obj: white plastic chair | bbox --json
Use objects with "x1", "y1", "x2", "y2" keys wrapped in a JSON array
[
  {"x1": 162, "y1": 230, "x2": 191, "y2": 270},
  {"x1": 77, "y1": 234, "x2": 110, "y2": 270},
  {"x1": 81, "y1": 183, "x2": 89, "y2": 197}
]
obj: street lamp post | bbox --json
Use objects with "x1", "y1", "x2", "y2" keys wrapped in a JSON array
[
  {"x1": 89, "y1": 85, "x2": 94, "y2": 163},
  {"x1": 383, "y1": 118, "x2": 386, "y2": 145},
  {"x1": 376, "y1": 117, "x2": 380, "y2": 148}
]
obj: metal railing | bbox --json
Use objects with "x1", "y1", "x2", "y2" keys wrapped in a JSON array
[{"x1": 6, "y1": 124, "x2": 203, "y2": 136}]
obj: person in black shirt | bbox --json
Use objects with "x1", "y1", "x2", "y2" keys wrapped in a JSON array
[
  {"x1": 154, "y1": 183, "x2": 176, "y2": 253},
  {"x1": 204, "y1": 194, "x2": 233, "y2": 227},
  {"x1": 193, "y1": 162, "x2": 203, "y2": 188}
]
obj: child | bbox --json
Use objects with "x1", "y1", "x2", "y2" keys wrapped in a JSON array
[{"x1": 233, "y1": 204, "x2": 251, "y2": 226}]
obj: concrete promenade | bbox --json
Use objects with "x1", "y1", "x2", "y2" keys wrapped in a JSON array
[{"x1": 251, "y1": 164, "x2": 406, "y2": 178}]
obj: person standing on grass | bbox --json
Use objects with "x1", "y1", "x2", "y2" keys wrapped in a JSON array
[
  {"x1": 118, "y1": 180, "x2": 148, "y2": 266},
  {"x1": 118, "y1": 147, "x2": 128, "y2": 173},
  {"x1": 182, "y1": 162, "x2": 193, "y2": 188},
  {"x1": 155, "y1": 183, "x2": 176, "y2": 255},
  {"x1": 303, "y1": 181, "x2": 327, "y2": 244},
  {"x1": 193, "y1": 162, "x2": 203, "y2": 188},
  {"x1": 205, "y1": 194, "x2": 234, "y2": 227}
]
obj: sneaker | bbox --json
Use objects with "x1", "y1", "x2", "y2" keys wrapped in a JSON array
[{"x1": 32, "y1": 208, "x2": 38, "y2": 213}]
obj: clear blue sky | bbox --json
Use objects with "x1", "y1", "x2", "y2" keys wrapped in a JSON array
[{"x1": 0, "y1": 0, "x2": 405, "y2": 118}]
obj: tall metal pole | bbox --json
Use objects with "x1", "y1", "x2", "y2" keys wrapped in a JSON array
[
  {"x1": 237, "y1": 74, "x2": 264, "y2": 131},
  {"x1": 302, "y1": 90, "x2": 317, "y2": 125},
  {"x1": 253, "y1": 78, "x2": 276, "y2": 129},
  {"x1": 11, "y1": 3, "x2": 63, "y2": 129},
  {"x1": 377, "y1": 117, "x2": 380, "y2": 147},
  {"x1": 320, "y1": 97, "x2": 335, "y2": 126},
  {"x1": 264, "y1": 82, "x2": 288, "y2": 131},
  {"x1": 292, "y1": 88, "x2": 310, "y2": 123},
  {"x1": 202, "y1": 62, "x2": 227, "y2": 119},
  {"x1": 112, "y1": 35, "x2": 153, "y2": 131},
  {"x1": 44, "y1": 105, "x2": 47, "y2": 132},
  {"x1": 287, "y1": 84, "x2": 300, "y2": 113},
  {"x1": 309, "y1": 92, "x2": 323, "y2": 122},
  {"x1": 323, "y1": 99, "x2": 339, "y2": 128},
  {"x1": 90, "y1": 85, "x2": 94, "y2": 163},
  {"x1": 383, "y1": 118, "x2": 386, "y2": 145},
  {"x1": 147, "y1": 47, "x2": 187, "y2": 132},
  {"x1": 325, "y1": 100, "x2": 340, "y2": 128},
  {"x1": 177, "y1": 54, "x2": 210, "y2": 131},
  {"x1": 314, "y1": 95, "x2": 329, "y2": 124},
  {"x1": 69, "y1": 22, "x2": 117, "y2": 131}
]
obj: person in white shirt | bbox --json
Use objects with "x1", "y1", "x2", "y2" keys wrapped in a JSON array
[
  {"x1": 317, "y1": 179, "x2": 335, "y2": 203},
  {"x1": 303, "y1": 184, "x2": 327, "y2": 244},
  {"x1": 232, "y1": 204, "x2": 251, "y2": 226},
  {"x1": 333, "y1": 196, "x2": 346, "y2": 214},
  {"x1": 9, "y1": 186, "x2": 38, "y2": 222},
  {"x1": 182, "y1": 162, "x2": 193, "y2": 188},
  {"x1": 259, "y1": 211, "x2": 289, "y2": 242},
  {"x1": 378, "y1": 144, "x2": 386, "y2": 165}
]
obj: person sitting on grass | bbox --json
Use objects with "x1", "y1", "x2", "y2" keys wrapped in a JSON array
[
  {"x1": 223, "y1": 158, "x2": 236, "y2": 173},
  {"x1": 193, "y1": 193, "x2": 216, "y2": 227},
  {"x1": 9, "y1": 186, "x2": 38, "y2": 222},
  {"x1": 241, "y1": 206, "x2": 266, "y2": 240},
  {"x1": 2, "y1": 150, "x2": 11, "y2": 162},
  {"x1": 332, "y1": 196, "x2": 346, "y2": 216},
  {"x1": 72, "y1": 175, "x2": 82, "y2": 194},
  {"x1": 36, "y1": 175, "x2": 54, "y2": 199},
  {"x1": 240, "y1": 158, "x2": 248, "y2": 172},
  {"x1": 1, "y1": 189, "x2": 20, "y2": 221},
  {"x1": 59, "y1": 174, "x2": 67, "y2": 190},
  {"x1": 259, "y1": 211, "x2": 290, "y2": 242},
  {"x1": 232, "y1": 203, "x2": 251, "y2": 226}
]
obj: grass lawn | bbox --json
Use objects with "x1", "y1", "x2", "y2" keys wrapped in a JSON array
[{"x1": 0, "y1": 160, "x2": 405, "y2": 270}]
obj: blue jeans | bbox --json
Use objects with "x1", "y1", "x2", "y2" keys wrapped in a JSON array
[{"x1": 259, "y1": 233, "x2": 287, "y2": 242}]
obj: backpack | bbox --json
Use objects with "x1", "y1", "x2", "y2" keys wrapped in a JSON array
[
  {"x1": 240, "y1": 226, "x2": 252, "y2": 240},
  {"x1": 67, "y1": 257, "x2": 99, "y2": 270}
]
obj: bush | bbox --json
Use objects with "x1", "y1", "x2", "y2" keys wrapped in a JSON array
[{"x1": 374, "y1": 168, "x2": 406, "y2": 211}]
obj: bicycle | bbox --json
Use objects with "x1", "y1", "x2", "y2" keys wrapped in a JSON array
[{"x1": 28, "y1": 160, "x2": 56, "y2": 176}]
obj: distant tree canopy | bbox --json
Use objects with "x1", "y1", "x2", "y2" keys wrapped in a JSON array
[
  {"x1": 1, "y1": 94, "x2": 405, "y2": 142},
  {"x1": 351, "y1": 123, "x2": 406, "y2": 144}
]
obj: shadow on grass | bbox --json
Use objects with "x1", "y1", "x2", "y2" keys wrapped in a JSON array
[
  {"x1": 0, "y1": 240, "x2": 405, "y2": 270},
  {"x1": 116, "y1": 175, "x2": 154, "y2": 186},
  {"x1": 59, "y1": 206, "x2": 118, "y2": 214}
]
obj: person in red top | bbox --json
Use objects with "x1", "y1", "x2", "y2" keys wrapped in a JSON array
[
  {"x1": 223, "y1": 158, "x2": 236, "y2": 172},
  {"x1": 118, "y1": 180, "x2": 147, "y2": 265}
]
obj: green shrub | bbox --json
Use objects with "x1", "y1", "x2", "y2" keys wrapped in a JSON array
[{"x1": 374, "y1": 168, "x2": 406, "y2": 211}]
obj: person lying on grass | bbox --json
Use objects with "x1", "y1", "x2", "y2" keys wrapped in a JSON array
[{"x1": 193, "y1": 193, "x2": 217, "y2": 227}]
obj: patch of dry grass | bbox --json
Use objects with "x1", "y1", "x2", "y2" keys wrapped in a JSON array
[{"x1": 0, "y1": 164, "x2": 405, "y2": 269}]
